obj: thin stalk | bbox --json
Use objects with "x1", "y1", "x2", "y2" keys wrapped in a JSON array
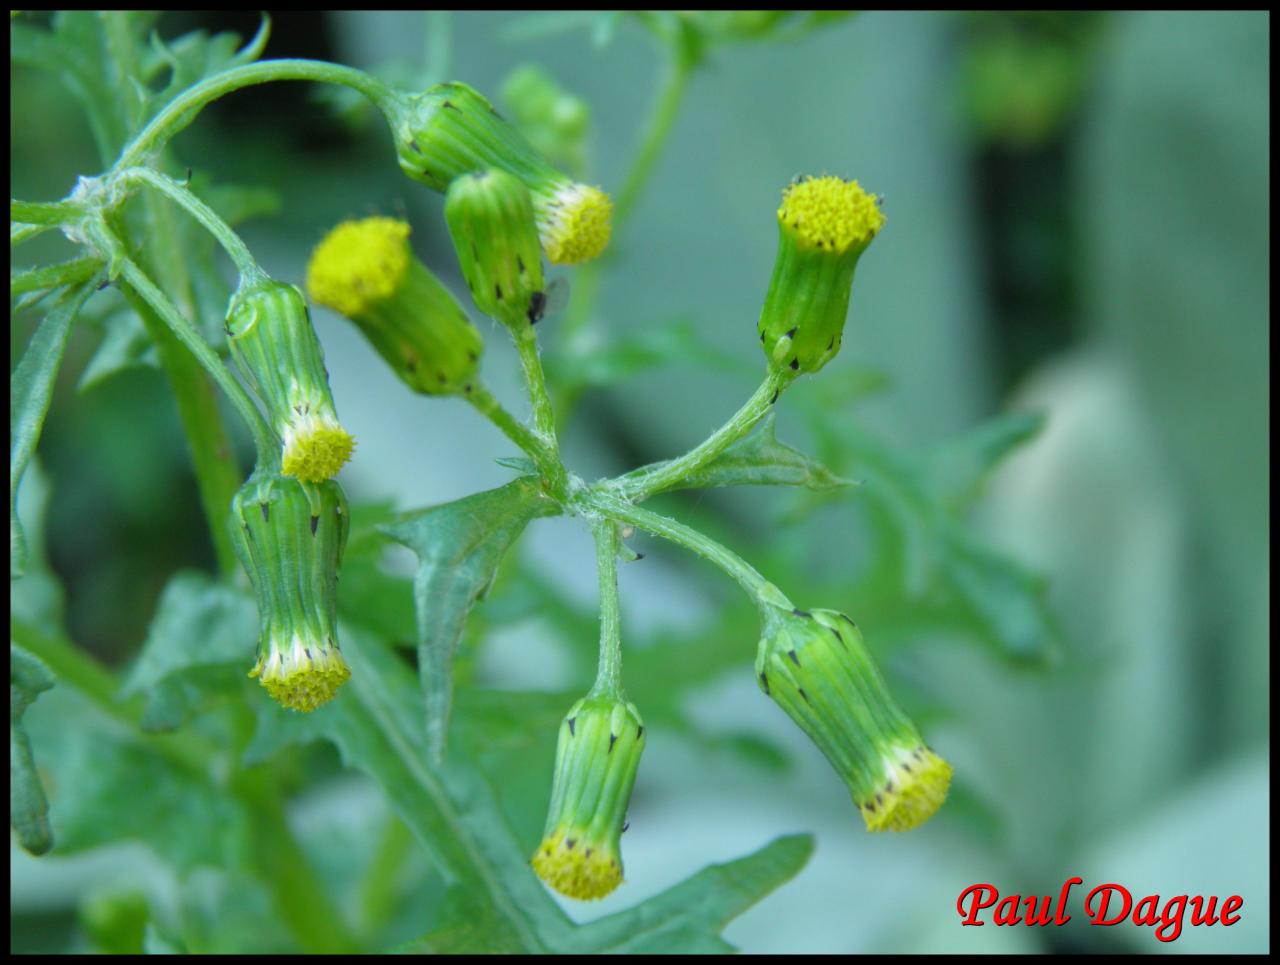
[
  {"x1": 584, "y1": 490, "x2": 790, "y2": 613},
  {"x1": 117, "y1": 167, "x2": 266, "y2": 286},
  {"x1": 99, "y1": 226, "x2": 277, "y2": 465},
  {"x1": 613, "y1": 371, "x2": 784, "y2": 501},
  {"x1": 464, "y1": 381, "x2": 553, "y2": 466},
  {"x1": 115, "y1": 59, "x2": 395, "y2": 170},
  {"x1": 589, "y1": 518, "x2": 624, "y2": 699},
  {"x1": 512, "y1": 332, "x2": 568, "y2": 497}
]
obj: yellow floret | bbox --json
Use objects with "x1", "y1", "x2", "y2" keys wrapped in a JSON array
[
  {"x1": 306, "y1": 217, "x2": 412, "y2": 317},
  {"x1": 778, "y1": 175, "x2": 885, "y2": 255},
  {"x1": 531, "y1": 829, "x2": 623, "y2": 901},
  {"x1": 249, "y1": 636, "x2": 351, "y2": 713},
  {"x1": 280, "y1": 409, "x2": 355, "y2": 483},
  {"x1": 860, "y1": 744, "x2": 953, "y2": 832},
  {"x1": 538, "y1": 183, "x2": 612, "y2": 265}
]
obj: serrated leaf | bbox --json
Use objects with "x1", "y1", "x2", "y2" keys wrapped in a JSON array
[
  {"x1": 576, "y1": 833, "x2": 815, "y2": 953},
  {"x1": 120, "y1": 571, "x2": 257, "y2": 731},
  {"x1": 11, "y1": 278, "x2": 100, "y2": 579},
  {"x1": 11, "y1": 643, "x2": 56, "y2": 854},
  {"x1": 381, "y1": 478, "x2": 558, "y2": 762},
  {"x1": 652, "y1": 412, "x2": 855, "y2": 495}
]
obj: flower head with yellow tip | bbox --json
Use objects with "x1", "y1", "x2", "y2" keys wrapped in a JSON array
[
  {"x1": 306, "y1": 217, "x2": 482, "y2": 396},
  {"x1": 532, "y1": 695, "x2": 645, "y2": 901},
  {"x1": 777, "y1": 175, "x2": 885, "y2": 255},
  {"x1": 382, "y1": 80, "x2": 613, "y2": 264},
  {"x1": 305, "y1": 217, "x2": 411, "y2": 319},
  {"x1": 230, "y1": 474, "x2": 351, "y2": 713},
  {"x1": 226, "y1": 281, "x2": 353, "y2": 483},
  {"x1": 755, "y1": 606, "x2": 951, "y2": 831},
  {"x1": 758, "y1": 174, "x2": 884, "y2": 379}
]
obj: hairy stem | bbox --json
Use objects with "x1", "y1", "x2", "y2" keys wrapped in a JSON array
[
  {"x1": 513, "y1": 331, "x2": 568, "y2": 497},
  {"x1": 589, "y1": 518, "x2": 624, "y2": 699},
  {"x1": 584, "y1": 490, "x2": 790, "y2": 613},
  {"x1": 613, "y1": 371, "x2": 784, "y2": 501},
  {"x1": 115, "y1": 59, "x2": 395, "y2": 170},
  {"x1": 464, "y1": 381, "x2": 554, "y2": 466}
]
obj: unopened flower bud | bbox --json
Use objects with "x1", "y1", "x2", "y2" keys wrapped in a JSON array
[
  {"x1": 756, "y1": 606, "x2": 951, "y2": 831},
  {"x1": 758, "y1": 175, "x2": 884, "y2": 379},
  {"x1": 305, "y1": 217, "x2": 482, "y2": 396},
  {"x1": 385, "y1": 82, "x2": 611, "y2": 264},
  {"x1": 230, "y1": 474, "x2": 350, "y2": 712},
  {"x1": 532, "y1": 695, "x2": 646, "y2": 900},
  {"x1": 445, "y1": 168, "x2": 546, "y2": 331},
  {"x1": 501, "y1": 65, "x2": 590, "y2": 174},
  {"x1": 226, "y1": 280, "x2": 354, "y2": 482}
]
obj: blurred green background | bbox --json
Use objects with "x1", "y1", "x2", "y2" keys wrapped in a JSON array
[{"x1": 11, "y1": 11, "x2": 1269, "y2": 953}]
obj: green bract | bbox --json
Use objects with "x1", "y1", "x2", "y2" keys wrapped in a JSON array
[
  {"x1": 230, "y1": 473, "x2": 351, "y2": 712},
  {"x1": 756, "y1": 606, "x2": 951, "y2": 831},
  {"x1": 226, "y1": 280, "x2": 353, "y2": 482},
  {"x1": 531, "y1": 695, "x2": 646, "y2": 901},
  {"x1": 445, "y1": 167, "x2": 546, "y2": 332}
]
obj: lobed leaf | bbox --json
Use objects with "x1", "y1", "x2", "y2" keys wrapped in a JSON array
[{"x1": 381, "y1": 478, "x2": 559, "y2": 762}]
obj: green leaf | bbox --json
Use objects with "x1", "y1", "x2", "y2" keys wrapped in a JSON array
[
  {"x1": 924, "y1": 411, "x2": 1046, "y2": 513},
  {"x1": 77, "y1": 305, "x2": 162, "y2": 392},
  {"x1": 23, "y1": 684, "x2": 255, "y2": 872},
  {"x1": 576, "y1": 834, "x2": 815, "y2": 953},
  {"x1": 244, "y1": 622, "x2": 577, "y2": 953},
  {"x1": 382, "y1": 478, "x2": 558, "y2": 762},
  {"x1": 655, "y1": 412, "x2": 855, "y2": 495},
  {"x1": 120, "y1": 571, "x2": 257, "y2": 731},
  {"x1": 10, "y1": 643, "x2": 56, "y2": 855},
  {"x1": 11, "y1": 278, "x2": 100, "y2": 579}
]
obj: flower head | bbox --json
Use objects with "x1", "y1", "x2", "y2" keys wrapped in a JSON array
[
  {"x1": 758, "y1": 175, "x2": 884, "y2": 379},
  {"x1": 230, "y1": 474, "x2": 351, "y2": 712},
  {"x1": 532, "y1": 695, "x2": 645, "y2": 900},
  {"x1": 306, "y1": 217, "x2": 482, "y2": 396},
  {"x1": 226, "y1": 281, "x2": 354, "y2": 482},
  {"x1": 444, "y1": 168, "x2": 547, "y2": 331},
  {"x1": 756, "y1": 606, "x2": 951, "y2": 831},
  {"x1": 384, "y1": 81, "x2": 613, "y2": 264}
]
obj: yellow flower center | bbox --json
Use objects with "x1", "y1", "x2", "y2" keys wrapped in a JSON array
[
  {"x1": 249, "y1": 635, "x2": 351, "y2": 713},
  {"x1": 860, "y1": 744, "x2": 953, "y2": 832},
  {"x1": 306, "y1": 217, "x2": 412, "y2": 317},
  {"x1": 537, "y1": 183, "x2": 612, "y2": 265},
  {"x1": 778, "y1": 175, "x2": 885, "y2": 254},
  {"x1": 531, "y1": 829, "x2": 623, "y2": 900}
]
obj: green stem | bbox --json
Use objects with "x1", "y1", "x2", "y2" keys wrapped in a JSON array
[
  {"x1": 114, "y1": 59, "x2": 395, "y2": 170},
  {"x1": 11, "y1": 199, "x2": 81, "y2": 225},
  {"x1": 464, "y1": 381, "x2": 552, "y2": 466},
  {"x1": 10, "y1": 256, "x2": 102, "y2": 298},
  {"x1": 116, "y1": 167, "x2": 266, "y2": 286},
  {"x1": 613, "y1": 371, "x2": 784, "y2": 501},
  {"x1": 589, "y1": 518, "x2": 624, "y2": 699},
  {"x1": 98, "y1": 226, "x2": 277, "y2": 466},
  {"x1": 584, "y1": 490, "x2": 789, "y2": 613},
  {"x1": 512, "y1": 331, "x2": 568, "y2": 496}
]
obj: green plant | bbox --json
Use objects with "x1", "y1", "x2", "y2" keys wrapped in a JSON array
[{"x1": 11, "y1": 12, "x2": 1056, "y2": 953}]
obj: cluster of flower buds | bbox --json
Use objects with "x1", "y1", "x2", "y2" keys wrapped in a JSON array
[
  {"x1": 758, "y1": 174, "x2": 885, "y2": 380},
  {"x1": 382, "y1": 81, "x2": 612, "y2": 265},
  {"x1": 226, "y1": 280, "x2": 354, "y2": 483},
  {"x1": 531, "y1": 695, "x2": 646, "y2": 900},
  {"x1": 230, "y1": 473, "x2": 351, "y2": 712},
  {"x1": 756, "y1": 605, "x2": 951, "y2": 831}
]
